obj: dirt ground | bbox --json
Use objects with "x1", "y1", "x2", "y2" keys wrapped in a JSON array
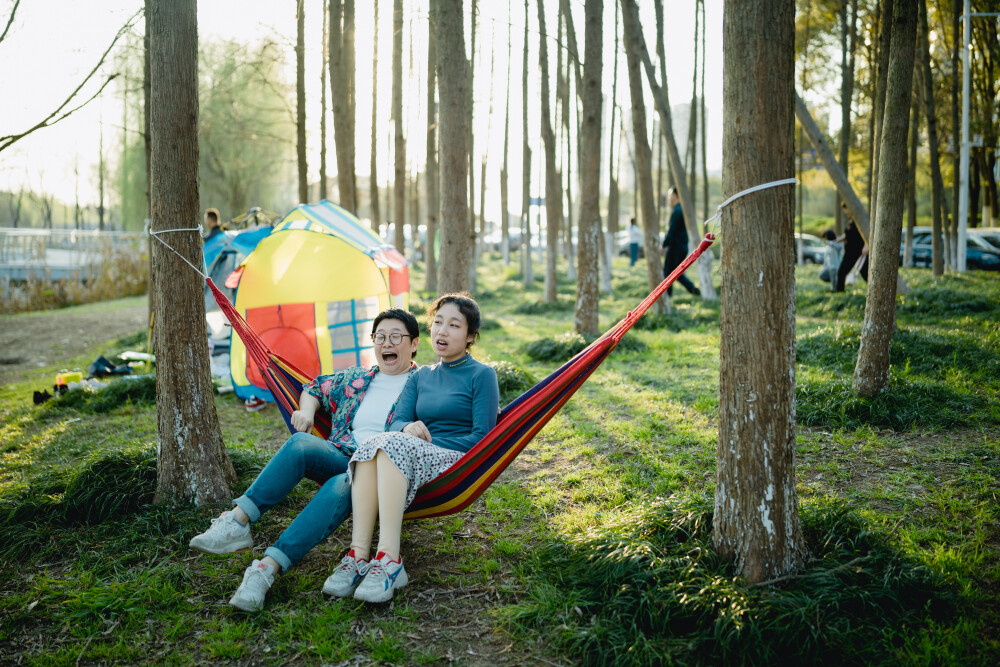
[{"x1": 0, "y1": 297, "x2": 149, "y2": 386}]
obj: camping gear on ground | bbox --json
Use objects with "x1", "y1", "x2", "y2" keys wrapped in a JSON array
[
  {"x1": 205, "y1": 233, "x2": 715, "y2": 520},
  {"x1": 226, "y1": 200, "x2": 409, "y2": 403},
  {"x1": 87, "y1": 356, "x2": 132, "y2": 378}
]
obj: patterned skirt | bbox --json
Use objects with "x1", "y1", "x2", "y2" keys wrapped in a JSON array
[{"x1": 348, "y1": 432, "x2": 463, "y2": 509}]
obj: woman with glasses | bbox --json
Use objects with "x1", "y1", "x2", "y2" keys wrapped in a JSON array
[
  {"x1": 188, "y1": 308, "x2": 421, "y2": 612},
  {"x1": 323, "y1": 292, "x2": 500, "y2": 603}
]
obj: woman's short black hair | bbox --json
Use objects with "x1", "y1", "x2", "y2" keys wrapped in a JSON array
[
  {"x1": 372, "y1": 308, "x2": 420, "y2": 359},
  {"x1": 822, "y1": 228, "x2": 837, "y2": 241},
  {"x1": 429, "y1": 292, "x2": 482, "y2": 351}
]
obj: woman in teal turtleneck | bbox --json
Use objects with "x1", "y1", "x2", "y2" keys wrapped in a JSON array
[{"x1": 322, "y1": 292, "x2": 500, "y2": 603}]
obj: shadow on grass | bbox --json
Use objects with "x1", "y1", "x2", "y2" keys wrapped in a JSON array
[{"x1": 499, "y1": 494, "x2": 967, "y2": 666}]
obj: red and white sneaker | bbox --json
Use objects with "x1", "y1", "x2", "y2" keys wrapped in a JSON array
[
  {"x1": 244, "y1": 395, "x2": 267, "y2": 412},
  {"x1": 322, "y1": 549, "x2": 371, "y2": 598},
  {"x1": 353, "y1": 551, "x2": 408, "y2": 603}
]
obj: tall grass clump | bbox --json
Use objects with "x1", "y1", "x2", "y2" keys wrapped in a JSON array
[
  {"x1": 500, "y1": 495, "x2": 961, "y2": 666},
  {"x1": 487, "y1": 360, "x2": 536, "y2": 406}
]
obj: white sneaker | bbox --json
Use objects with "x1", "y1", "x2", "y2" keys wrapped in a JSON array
[
  {"x1": 322, "y1": 549, "x2": 371, "y2": 597},
  {"x1": 353, "y1": 551, "x2": 408, "y2": 603},
  {"x1": 229, "y1": 559, "x2": 274, "y2": 612},
  {"x1": 189, "y1": 511, "x2": 253, "y2": 554}
]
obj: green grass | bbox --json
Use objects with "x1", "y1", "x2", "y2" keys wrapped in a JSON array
[{"x1": 1, "y1": 254, "x2": 999, "y2": 664}]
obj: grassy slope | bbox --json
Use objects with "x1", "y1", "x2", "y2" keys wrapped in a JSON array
[{"x1": 1, "y1": 256, "x2": 998, "y2": 665}]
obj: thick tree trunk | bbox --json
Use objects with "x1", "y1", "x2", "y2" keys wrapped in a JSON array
[
  {"x1": 437, "y1": 0, "x2": 470, "y2": 293},
  {"x1": 537, "y1": 0, "x2": 561, "y2": 303},
  {"x1": 369, "y1": 0, "x2": 380, "y2": 233},
  {"x1": 296, "y1": 0, "x2": 308, "y2": 203},
  {"x1": 621, "y1": 0, "x2": 665, "y2": 314},
  {"x1": 392, "y1": 0, "x2": 405, "y2": 253},
  {"x1": 425, "y1": 0, "x2": 438, "y2": 291},
  {"x1": 148, "y1": 0, "x2": 236, "y2": 506},
  {"x1": 574, "y1": 0, "x2": 602, "y2": 336},
  {"x1": 627, "y1": 0, "x2": 716, "y2": 301},
  {"x1": 330, "y1": 0, "x2": 358, "y2": 213},
  {"x1": 715, "y1": 0, "x2": 804, "y2": 584},
  {"x1": 870, "y1": 0, "x2": 895, "y2": 227},
  {"x1": 853, "y1": 0, "x2": 917, "y2": 397}
]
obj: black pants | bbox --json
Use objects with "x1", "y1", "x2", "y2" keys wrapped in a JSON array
[
  {"x1": 835, "y1": 249, "x2": 868, "y2": 292},
  {"x1": 664, "y1": 252, "x2": 699, "y2": 296}
]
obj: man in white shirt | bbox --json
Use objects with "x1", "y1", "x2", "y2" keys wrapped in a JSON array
[{"x1": 189, "y1": 308, "x2": 420, "y2": 612}]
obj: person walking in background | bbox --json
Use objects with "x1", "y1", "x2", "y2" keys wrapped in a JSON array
[
  {"x1": 203, "y1": 208, "x2": 223, "y2": 241},
  {"x1": 628, "y1": 218, "x2": 643, "y2": 267},
  {"x1": 819, "y1": 228, "x2": 843, "y2": 289},
  {"x1": 662, "y1": 188, "x2": 701, "y2": 297},
  {"x1": 834, "y1": 219, "x2": 869, "y2": 292}
]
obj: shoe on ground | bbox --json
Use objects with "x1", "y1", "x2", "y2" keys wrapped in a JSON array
[
  {"x1": 322, "y1": 549, "x2": 371, "y2": 598},
  {"x1": 229, "y1": 559, "x2": 275, "y2": 612},
  {"x1": 189, "y1": 510, "x2": 253, "y2": 554},
  {"x1": 353, "y1": 551, "x2": 408, "y2": 603},
  {"x1": 244, "y1": 395, "x2": 267, "y2": 412}
]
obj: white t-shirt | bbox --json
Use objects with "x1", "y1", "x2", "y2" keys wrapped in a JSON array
[
  {"x1": 629, "y1": 224, "x2": 643, "y2": 244},
  {"x1": 350, "y1": 371, "x2": 411, "y2": 446}
]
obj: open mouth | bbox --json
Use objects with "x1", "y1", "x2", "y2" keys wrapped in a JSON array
[
  {"x1": 381, "y1": 352, "x2": 399, "y2": 363},
  {"x1": 434, "y1": 339, "x2": 449, "y2": 351}
]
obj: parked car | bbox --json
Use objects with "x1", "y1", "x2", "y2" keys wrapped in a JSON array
[
  {"x1": 971, "y1": 229, "x2": 1000, "y2": 251},
  {"x1": 901, "y1": 230, "x2": 1000, "y2": 271},
  {"x1": 795, "y1": 233, "x2": 827, "y2": 264}
]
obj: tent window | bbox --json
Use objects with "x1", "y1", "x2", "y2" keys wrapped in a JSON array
[{"x1": 326, "y1": 297, "x2": 379, "y2": 361}]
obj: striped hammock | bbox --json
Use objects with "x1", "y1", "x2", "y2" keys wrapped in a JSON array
[{"x1": 207, "y1": 234, "x2": 715, "y2": 520}]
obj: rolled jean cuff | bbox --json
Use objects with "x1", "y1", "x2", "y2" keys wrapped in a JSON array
[
  {"x1": 263, "y1": 546, "x2": 292, "y2": 573},
  {"x1": 233, "y1": 495, "x2": 261, "y2": 523}
]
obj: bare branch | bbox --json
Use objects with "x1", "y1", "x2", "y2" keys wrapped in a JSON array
[
  {"x1": 0, "y1": 7, "x2": 141, "y2": 153},
  {"x1": 0, "y1": 0, "x2": 20, "y2": 45}
]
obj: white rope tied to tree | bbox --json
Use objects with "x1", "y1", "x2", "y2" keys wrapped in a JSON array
[
  {"x1": 703, "y1": 177, "x2": 799, "y2": 236},
  {"x1": 145, "y1": 220, "x2": 209, "y2": 279}
]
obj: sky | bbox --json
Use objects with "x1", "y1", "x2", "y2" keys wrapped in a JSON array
[{"x1": 0, "y1": 0, "x2": 724, "y2": 226}]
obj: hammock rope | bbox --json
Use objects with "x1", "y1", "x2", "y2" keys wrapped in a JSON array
[{"x1": 150, "y1": 178, "x2": 796, "y2": 519}]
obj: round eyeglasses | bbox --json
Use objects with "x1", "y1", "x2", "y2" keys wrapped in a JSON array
[{"x1": 371, "y1": 332, "x2": 412, "y2": 345}]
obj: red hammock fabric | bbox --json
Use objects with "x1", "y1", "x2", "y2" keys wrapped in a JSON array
[{"x1": 207, "y1": 234, "x2": 715, "y2": 519}]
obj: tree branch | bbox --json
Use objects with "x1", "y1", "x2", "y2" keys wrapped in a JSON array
[
  {"x1": 0, "y1": 0, "x2": 20, "y2": 45},
  {"x1": 0, "y1": 7, "x2": 141, "y2": 153}
]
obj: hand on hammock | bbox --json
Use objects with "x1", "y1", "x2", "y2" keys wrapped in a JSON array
[
  {"x1": 290, "y1": 409, "x2": 315, "y2": 433},
  {"x1": 402, "y1": 421, "x2": 432, "y2": 442}
]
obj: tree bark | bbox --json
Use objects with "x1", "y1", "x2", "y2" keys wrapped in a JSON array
[
  {"x1": 904, "y1": 66, "x2": 919, "y2": 268},
  {"x1": 320, "y1": 0, "x2": 329, "y2": 201},
  {"x1": 869, "y1": 0, "x2": 895, "y2": 227},
  {"x1": 425, "y1": 0, "x2": 439, "y2": 291},
  {"x1": 537, "y1": 0, "x2": 562, "y2": 303},
  {"x1": 715, "y1": 0, "x2": 804, "y2": 584},
  {"x1": 835, "y1": 0, "x2": 858, "y2": 236},
  {"x1": 330, "y1": 0, "x2": 358, "y2": 213},
  {"x1": 369, "y1": 0, "x2": 381, "y2": 232},
  {"x1": 853, "y1": 0, "x2": 917, "y2": 397},
  {"x1": 621, "y1": 0, "x2": 665, "y2": 314},
  {"x1": 296, "y1": 0, "x2": 308, "y2": 203},
  {"x1": 392, "y1": 0, "x2": 406, "y2": 253},
  {"x1": 522, "y1": 0, "x2": 534, "y2": 288},
  {"x1": 147, "y1": 0, "x2": 236, "y2": 505},
  {"x1": 574, "y1": 0, "x2": 602, "y2": 336},
  {"x1": 501, "y1": 0, "x2": 512, "y2": 266},
  {"x1": 918, "y1": 0, "x2": 944, "y2": 275},
  {"x1": 437, "y1": 0, "x2": 470, "y2": 293}
]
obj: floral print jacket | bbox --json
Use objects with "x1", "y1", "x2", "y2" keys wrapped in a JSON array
[{"x1": 304, "y1": 364, "x2": 416, "y2": 455}]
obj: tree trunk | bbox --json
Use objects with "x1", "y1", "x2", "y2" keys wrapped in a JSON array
[
  {"x1": 715, "y1": 0, "x2": 804, "y2": 584},
  {"x1": 574, "y1": 0, "x2": 602, "y2": 336},
  {"x1": 467, "y1": 0, "x2": 478, "y2": 282},
  {"x1": 919, "y1": 0, "x2": 944, "y2": 275},
  {"x1": 296, "y1": 0, "x2": 308, "y2": 203},
  {"x1": 147, "y1": 0, "x2": 236, "y2": 506},
  {"x1": 369, "y1": 0, "x2": 381, "y2": 233},
  {"x1": 522, "y1": 0, "x2": 534, "y2": 288},
  {"x1": 622, "y1": 0, "x2": 665, "y2": 313},
  {"x1": 628, "y1": 0, "x2": 716, "y2": 301},
  {"x1": 537, "y1": 0, "x2": 561, "y2": 303},
  {"x1": 853, "y1": 0, "x2": 917, "y2": 397},
  {"x1": 501, "y1": 0, "x2": 512, "y2": 266},
  {"x1": 320, "y1": 0, "x2": 329, "y2": 201},
  {"x1": 601, "y1": 0, "x2": 620, "y2": 295},
  {"x1": 144, "y1": 15, "x2": 153, "y2": 322},
  {"x1": 330, "y1": 0, "x2": 358, "y2": 213},
  {"x1": 904, "y1": 67, "x2": 919, "y2": 268},
  {"x1": 699, "y1": 0, "x2": 709, "y2": 224},
  {"x1": 437, "y1": 0, "x2": 470, "y2": 293},
  {"x1": 425, "y1": 0, "x2": 439, "y2": 291},
  {"x1": 392, "y1": 0, "x2": 406, "y2": 253},
  {"x1": 836, "y1": 0, "x2": 858, "y2": 237},
  {"x1": 870, "y1": 0, "x2": 895, "y2": 227}
]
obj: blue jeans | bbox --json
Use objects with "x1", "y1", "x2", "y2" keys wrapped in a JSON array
[
  {"x1": 233, "y1": 432, "x2": 352, "y2": 572},
  {"x1": 630, "y1": 243, "x2": 639, "y2": 266}
]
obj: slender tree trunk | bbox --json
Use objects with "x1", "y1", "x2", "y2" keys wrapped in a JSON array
[
  {"x1": 501, "y1": 0, "x2": 512, "y2": 265},
  {"x1": 477, "y1": 40, "x2": 495, "y2": 280},
  {"x1": 919, "y1": 0, "x2": 944, "y2": 275},
  {"x1": 629, "y1": 0, "x2": 716, "y2": 300},
  {"x1": 686, "y1": 0, "x2": 700, "y2": 216},
  {"x1": 296, "y1": 0, "x2": 308, "y2": 203},
  {"x1": 904, "y1": 65, "x2": 919, "y2": 267},
  {"x1": 574, "y1": 0, "x2": 602, "y2": 336},
  {"x1": 601, "y1": 0, "x2": 620, "y2": 294},
  {"x1": 99, "y1": 118, "x2": 105, "y2": 231},
  {"x1": 330, "y1": 0, "x2": 358, "y2": 213},
  {"x1": 835, "y1": 0, "x2": 858, "y2": 236},
  {"x1": 392, "y1": 0, "x2": 406, "y2": 253},
  {"x1": 369, "y1": 0, "x2": 381, "y2": 232},
  {"x1": 870, "y1": 0, "x2": 895, "y2": 229},
  {"x1": 699, "y1": 0, "x2": 708, "y2": 224},
  {"x1": 621, "y1": 0, "x2": 665, "y2": 314},
  {"x1": 522, "y1": 0, "x2": 534, "y2": 287},
  {"x1": 537, "y1": 0, "x2": 561, "y2": 303},
  {"x1": 147, "y1": 0, "x2": 236, "y2": 506},
  {"x1": 144, "y1": 15, "x2": 153, "y2": 322},
  {"x1": 425, "y1": 0, "x2": 439, "y2": 291},
  {"x1": 437, "y1": 0, "x2": 470, "y2": 293},
  {"x1": 320, "y1": 0, "x2": 329, "y2": 201},
  {"x1": 716, "y1": 0, "x2": 804, "y2": 584},
  {"x1": 853, "y1": 0, "x2": 917, "y2": 397}
]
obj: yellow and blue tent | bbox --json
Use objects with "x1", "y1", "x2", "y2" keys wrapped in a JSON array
[{"x1": 226, "y1": 200, "x2": 408, "y2": 402}]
